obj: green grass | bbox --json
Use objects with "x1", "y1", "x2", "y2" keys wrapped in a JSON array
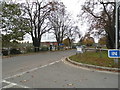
[{"x1": 69, "y1": 51, "x2": 120, "y2": 68}]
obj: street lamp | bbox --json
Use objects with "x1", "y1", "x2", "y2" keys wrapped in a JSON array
[
  {"x1": 114, "y1": 0, "x2": 120, "y2": 64},
  {"x1": 118, "y1": 2, "x2": 120, "y2": 49}
]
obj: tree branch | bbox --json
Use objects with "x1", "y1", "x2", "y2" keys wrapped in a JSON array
[
  {"x1": 100, "y1": 2, "x2": 112, "y2": 21},
  {"x1": 83, "y1": 6, "x2": 106, "y2": 22}
]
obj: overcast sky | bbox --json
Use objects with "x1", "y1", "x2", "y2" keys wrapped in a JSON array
[
  {"x1": 19, "y1": 0, "x2": 88, "y2": 43},
  {"x1": 2, "y1": 0, "x2": 89, "y2": 43},
  {"x1": 2, "y1": 0, "x2": 120, "y2": 43}
]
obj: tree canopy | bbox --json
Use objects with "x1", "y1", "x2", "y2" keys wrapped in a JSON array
[
  {"x1": 80, "y1": 0, "x2": 118, "y2": 49},
  {"x1": 98, "y1": 36, "x2": 107, "y2": 45},
  {"x1": 1, "y1": 2, "x2": 29, "y2": 41},
  {"x1": 49, "y1": 1, "x2": 67, "y2": 49},
  {"x1": 1, "y1": 0, "x2": 82, "y2": 51},
  {"x1": 62, "y1": 38, "x2": 70, "y2": 47},
  {"x1": 21, "y1": 0, "x2": 54, "y2": 52}
]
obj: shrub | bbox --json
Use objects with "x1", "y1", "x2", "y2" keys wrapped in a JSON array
[
  {"x1": 10, "y1": 48, "x2": 21, "y2": 54},
  {"x1": 26, "y1": 47, "x2": 34, "y2": 53},
  {"x1": 40, "y1": 46, "x2": 48, "y2": 51},
  {"x1": 2, "y1": 49, "x2": 8, "y2": 56},
  {"x1": 72, "y1": 45, "x2": 76, "y2": 49}
]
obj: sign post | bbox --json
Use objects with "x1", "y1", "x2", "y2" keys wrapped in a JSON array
[
  {"x1": 76, "y1": 46, "x2": 83, "y2": 55},
  {"x1": 114, "y1": 0, "x2": 120, "y2": 63}
]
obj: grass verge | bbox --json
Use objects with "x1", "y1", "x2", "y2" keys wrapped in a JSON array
[{"x1": 69, "y1": 51, "x2": 120, "y2": 68}]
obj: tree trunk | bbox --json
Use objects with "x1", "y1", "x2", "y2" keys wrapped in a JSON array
[
  {"x1": 57, "y1": 42, "x2": 60, "y2": 50},
  {"x1": 33, "y1": 37, "x2": 41, "y2": 52},
  {"x1": 69, "y1": 39, "x2": 72, "y2": 49},
  {"x1": 34, "y1": 47, "x2": 40, "y2": 52},
  {"x1": 106, "y1": 28, "x2": 115, "y2": 49},
  {"x1": 106, "y1": 34, "x2": 114, "y2": 49},
  {"x1": 105, "y1": 20, "x2": 115, "y2": 49}
]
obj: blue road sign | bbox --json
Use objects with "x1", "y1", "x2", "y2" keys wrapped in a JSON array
[
  {"x1": 108, "y1": 50, "x2": 120, "y2": 58},
  {"x1": 59, "y1": 43, "x2": 64, "y2": 46}
]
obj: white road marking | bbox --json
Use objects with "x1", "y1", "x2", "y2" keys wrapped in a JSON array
[
  {"x1": 49, "y1": 62, "x2": 55, "y2": 65},
  {"x1": 2, "y1": 83, "x2": 16, "y2": 88},
  {"x1": 2, "y1": 80, "x2": 17, "y2": 88},
  {"x1": 2, "y1": 80, "x2": 30, "y2": 88},
  {"x1": 62, "y1": 58, "x2": 119, "y2": 75},
  {"x1": 4, "y1": 60, "x2": 61, "y2": 80}
]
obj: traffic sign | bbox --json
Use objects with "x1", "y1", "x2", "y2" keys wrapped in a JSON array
[
  {"x1": 59, "y1": 43, "x2": 64, "y2": 46},
  {"x1": 76, "y1": 46, "x2": 83, "y2": 53},
  {"x1": 108, "y1": 50, "x2": 120, "y2": 58}
]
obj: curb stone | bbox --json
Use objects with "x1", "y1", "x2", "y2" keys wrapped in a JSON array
[{"x1": 66, "y1": 58, "x2": 120, "y2": 72}]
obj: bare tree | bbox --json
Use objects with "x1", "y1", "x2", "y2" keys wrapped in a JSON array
[
  {"x1": 80, "y1": 0, "x2": 117, "y2": 49},
  {"x1": 66, "y1": 25, "x2": 81, "y2": 48},
  {"x1": 48, "y1": 1, "x2": 67, "y2": 50},
  {"x1": 22, "y1": 0, "x2": 53, "y2": 52}
]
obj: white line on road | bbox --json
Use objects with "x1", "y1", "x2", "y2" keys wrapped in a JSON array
[
  {"x1": 4, "y1": 60, "x2": 62, "y2": 80},
  {"x1": 2, "y1": 80, "x2": 30, "y2": 88},
  {"x1": 2, "y1": 83, "x2": 16, "y2": 88},
  {"x1": 2, "y1": 80, "x2": 17, "y2": 88}
]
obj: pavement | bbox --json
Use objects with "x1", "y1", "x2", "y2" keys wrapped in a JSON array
[{"x1": 1, "y1": 50, "x2": 119, "y2": 89}]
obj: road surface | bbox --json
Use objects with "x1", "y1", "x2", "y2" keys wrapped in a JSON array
[{"x1": 2, "y1": 50, "x2": 119, "y2": 88}]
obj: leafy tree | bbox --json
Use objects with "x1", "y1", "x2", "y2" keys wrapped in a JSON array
[
  {"x1": 1, "y1": 2, "x2": 29, "y2": 43},
  {"x1": 11, "y1": 40, "x2": 19, "y2": 48},
  {"x1": 62, "y1": 38, "x2": 70, "y2": 47},
  {"x1": 2, "y1": 34, "x2": 11, "y2": 47},
  {"x1": 80, "y1": 34, "x2": 94, "y2": 46},
  {"x1": 2, "y1": 34, "x2": 22, "y2": 48},
  {"x1": 99, "y1": 36, "x2": 107, "y2": 46},
  {"x1": 80, "y1": 0, "x2": 119, "y2": 49}
]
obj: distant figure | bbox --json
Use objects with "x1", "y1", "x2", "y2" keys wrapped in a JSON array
[{"x1": 50, "y1": 45, "x2": 52, "y2": 51}]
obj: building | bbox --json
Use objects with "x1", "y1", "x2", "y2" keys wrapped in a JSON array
[{"x1": 41, "y1": 41, "x2": 58, "y2": 47}]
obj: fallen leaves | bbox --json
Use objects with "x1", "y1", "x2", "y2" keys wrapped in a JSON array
[
  {"x1": 64, "y1": 80, "x2": 67, "y2": 81},
  {"x1": 104, "y1": 77, "x2": 107, "y2": 79},
  {"x1": 26, "y1": 71, "x2": 30, "y2": 73},
  {"x1": 31, "y1": 75, "x2": 34, "y2": 78},
  {"x1": 54, "y1": 80, "x2": 57, "y2": 83},
  {"x1": 67, "y1": 83, "x2": 73, "y2": 86},
  {"x1": 20, "y1": 80, "x2": 29, "y2": 83},
  {"x1": 17, "y1": 75, "x2": 21, "y2": 77}
]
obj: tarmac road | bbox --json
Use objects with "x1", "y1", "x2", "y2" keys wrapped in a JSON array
[{"x1": 2, "y1": 49, "x2": 119, "y2": 88}]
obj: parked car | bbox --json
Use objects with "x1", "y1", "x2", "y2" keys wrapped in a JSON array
[
  {"x1": 10, "y1": 48, "x2": 21, "y2": 54},
  {"x1": 2, "y1": 48, "x2": 9, "y2": 56}
]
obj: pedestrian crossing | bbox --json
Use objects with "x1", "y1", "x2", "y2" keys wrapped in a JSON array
[{"x1": 2, "y1": 80, "x2": 30, "y2": 89}]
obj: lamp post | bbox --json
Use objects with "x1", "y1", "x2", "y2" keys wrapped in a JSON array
[
  {"x1": 114, "y1": 0, "x2": 120, "y2": 64},
  {"x1": 118, "y1": 1, "x2": 120, "y2": 49}
]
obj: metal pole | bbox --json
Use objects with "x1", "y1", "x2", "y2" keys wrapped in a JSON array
[
  {"x1": 114, "y1": 0, "x2": 119, "y2": 64},
  {"x1": 115, "y1": 0, "x2": 118, "y2": 49},
  {"x1": 118, "y1": 6, "x2": 120, "y2": 48}
]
